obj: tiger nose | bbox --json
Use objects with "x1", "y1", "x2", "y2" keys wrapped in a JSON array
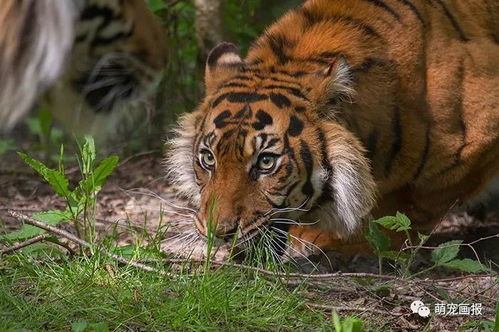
[{"x1": 198, "y1": 217, "x2": 239, "y2": 240}]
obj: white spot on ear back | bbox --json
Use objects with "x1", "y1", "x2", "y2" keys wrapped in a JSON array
[{"x1": 217, "y1": 53, "x2": 243, "y2": 66}]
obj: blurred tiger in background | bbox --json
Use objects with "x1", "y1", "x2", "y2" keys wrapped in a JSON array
[
  {"x1": 0, "y1": 0, "x2": 167, "y2": 132},
  {"x1": 166, "y1": 0, "x2": 499, "y2": 258}
]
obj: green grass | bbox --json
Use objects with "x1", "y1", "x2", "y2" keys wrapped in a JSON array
[{"x1": 0, "y1": 251, "x2": 334, "y2": 331}]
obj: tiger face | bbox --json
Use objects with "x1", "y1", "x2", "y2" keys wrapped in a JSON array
[
  {"x1": 0, "y1": 0, "x2": 167, "y2": 131},
  {"x1": 48, "y1": 0, "x2": 167, "y2": 130},
  {"x1": 166, "y1": 43, "x2": 377, "y2": 252}
]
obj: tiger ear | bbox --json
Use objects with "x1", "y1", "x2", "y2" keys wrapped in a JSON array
[
  {"x1": 308, "y1": 56, "x2": 354, "y2": 113},
  {"x1": 319, "y1": 122, "x2": 377, "y2": 237},
  {"x1": 205, "y1": 42, "x2": 244, "y2": 94}
]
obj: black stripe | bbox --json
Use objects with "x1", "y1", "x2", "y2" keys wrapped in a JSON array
[
  {"x1": 80, "y1": 5, "x2": 118, "y2": 21},
  {"x1": 299, "y1": 140, "x2": 314, "y2": 197},
  {"x1": 395, "y1": 0, "x2": 426, "y2": 26},
  {"x1": 265, "y1": 75, "x2": 304, "y2": 88},
  {"x1": 277, "y1": 161, "x2": 294, "y2": 184},
  {"x1": 264, "y1": 85, "x2": 310, "y2": 102},
  {"x1": 288, "y1": 116, "x2": 304, "y2": 137},
  {"x1": 276, "y1": 70, "x2": 308, "y2": 78},
  {"x1": 362, "y1": 0, "x2": 402, "y2": 22},
  {"x1": 232, "y1": 75, "x2": 252, "y2": 81},
  {"x1": 252, "y1": 110, "x2": 273, "y2": 130},
  {"x1": 266, "y1": 138, "x2": 280, "y2": 149},
  {"x1": 434, "y1": 0, "x2": 469, "y2": 41},
  {"x1": 269, "y1": 93, "x2": 291, "y2": 108},
  {"x1": 366, "y1": 129, "x2": 378, "y2": 162},
  {"x1": 213, "y1": 110, "x2": 232, "y2": 128},
  {"x1": 212, "y1": 92, "x2": 268, "y2": 108},
  {"x1": 351, "y1": 57, "x2": 391, "y2": 73},
  {"x1": 300, "y1": 7, "x2": 381, "y2": 39},
  {"x1": 266, "y1": 33, "x2": 293, "y2": 65},
  {"x1": 412, "y1": 126, "x2": 430, "y2": 180},
  {"x1": 329, "y1": 15, "x2": 381, "y2": 38},
  {"x1": 317, "y1": 129, "x2": 332, "y2": 175},
  {"x1": 91, "y1": 29, "x2": 133, "y2": 47},
  {"x1": 221, "y1": 82, "x2": 249, "y2": 89},
  {"x1": 385, "y1": 107, "x2": 402, "y2": 176}
]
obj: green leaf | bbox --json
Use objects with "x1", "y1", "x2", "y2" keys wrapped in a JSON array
[
  {"x1": 373, "y1": 216, "x2": 397, "y2": 229},
  {"x1": 395, "y1": 212, "x2": 411, "y2": 231},
  {"x1": 442, "y1": 258, "x2": 488, "y2": 273},
  {"x1": 431, "y1": 240, "x2": 462, "y2": 264},
  {"x1": 18, "y1": 152, "x2": 70, "y2": 198},
  {"x1": 342, "y1": 317, "x2": 363, "y2": 332},
  {"x1": 365, "y1": 221, "x2": 390, "y2": 254},
  {"x1": 332, "y1": 311, "x2": 342, "y2": 332},
  {"x1": 79, "y1": 155, "x2": 119, "y2": 194},
  {"x1": 373, "y1": 212, "x2": 411, "y2": 232},
  {"x1": 38, "y1": 108, "x2": 53, "y2": 138},
  {"x1": 81, "y1": 136, "x2": 96, "y2": 175},
  {"x1": 71, "y1": 320, "x2": 88, "y2": 332},
  {"x1": 2, "y1": 211, "x2": 67, "y2": 241}
]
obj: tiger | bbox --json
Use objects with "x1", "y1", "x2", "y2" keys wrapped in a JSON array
[
  {"x1": 0, "y1": 0, "x2": 167, "y2": 131},
  {"x1": 166, "y1": 0, "x2": 499, "y2": 258}
]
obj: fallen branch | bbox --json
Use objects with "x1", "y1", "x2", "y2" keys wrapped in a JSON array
[
  {"x1": 0, "y1": 234, "x2": 50, "y2": 255},
  {"x1": 8, "y1": 210, "x2": 174, "y2": 277},
  {"x1": 142, "y1": 257, "x2": 411, "y2": 282}
]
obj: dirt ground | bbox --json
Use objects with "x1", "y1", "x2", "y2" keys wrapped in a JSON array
[{"x1": 1, "y1": 152, "x2": 498, "y2": 330}]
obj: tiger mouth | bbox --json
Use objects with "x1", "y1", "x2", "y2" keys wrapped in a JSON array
[{"x1": 231, "y1": 219, "x2": 291, "y2": 260}]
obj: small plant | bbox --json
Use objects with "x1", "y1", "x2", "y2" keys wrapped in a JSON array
[
  {"x1": 25, "y1": 108, "x2": 64, "y2": 163},
  {"x1": 6, "y1": 137, "x2": 118, "y2": 252},
  {"x1": 366, "y1": 212, "x2": 488, "y2": 277},
  {"x1": 332, "y1": 311, "x2": 363, "y2": 332}
]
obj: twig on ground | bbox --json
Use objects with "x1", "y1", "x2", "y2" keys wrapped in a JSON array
[
  {"x1": 303, "y1": 301, "x2": 406, "y2": 316},
  {"x1": 0, "y1": 234, "x2": 50, "y2": 255},
  {"x1": 140, "y1": 257, "x2": 403, "y2": 279},
  {"x1": 7, "y1": 210, "x2": 175, "y2": 277}
]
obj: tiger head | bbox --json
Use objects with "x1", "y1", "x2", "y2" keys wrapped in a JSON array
[
  {"x1": 48, "y1": 0, "x2": 168, "y2": 131},
  {"x1": 0, "y1": 0, "x2": 167, "y2": 131},
  {"x1": 166, "y1": 43, "x2": 377, "y2": 253}
]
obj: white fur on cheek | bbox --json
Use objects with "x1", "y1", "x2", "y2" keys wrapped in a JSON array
[
  {"x1": 316, "y1": 127, "x2": 377, "y2": 238},
  {"x1": 164, "y1": 112, "x2": 201, "y2": 204}
]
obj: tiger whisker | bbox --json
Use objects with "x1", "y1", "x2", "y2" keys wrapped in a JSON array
[
  {"x1": 125, "y1": 188, "x2": 197, "y2": 214},
  {"x1": 82, "y1": 76, "x2": 125, "y2": 94},
  {"x1": 269, "y1": 227, "x2": 317, "y2": 268},
  {"x1": 270, "y1": 218, "x2": 320, "y2": 226},
  {"x1": 271, "y1": 226, "x2": 331, "y2": 269},
  {"x1": 255, "y1": 225, "x2": 283, "y2": 264},
  {"x1": 265, "y1": 197, "x2": 311, "y2": 217}
]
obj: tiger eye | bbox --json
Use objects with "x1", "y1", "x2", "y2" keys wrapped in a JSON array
[
  {"x1": 200, "y1": 150, "x2": 216, "y2": 169},
  {"x1": 257, "y1": 154, "x2": 276, "y2": 171}
]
